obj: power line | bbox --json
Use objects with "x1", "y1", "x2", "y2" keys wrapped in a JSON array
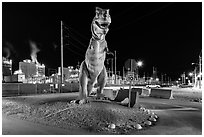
[
  {"x1": 63, "y1": 22, "x2": 90, "y2": 41},
  {"x1": 65, "y1": 40, "x2": 86, "y2": 53},
  {"x1": 62, "y1": 22, "x2": 88, "y2": 58},
  {"x1": 64, "y1": 45, "x2": 84, "y2": 58},
  {"x1": 62, "y1": 23, "x2": 88, "y2": 54},
  {"x1": 112, "y1": 3, "x2": 141, "y2": 19},
  {"x1": 67, "y1": 32, "x2": 88, "y2": 48},
  {"x1": 64, "y1": 24, "x2": 90, "y2": 41},
  {"x1": 63, "y1": 25, "x2": 88, "y2": 48},
  {"x1": 112, "y1": 3, "x2": 173, "y2": 31}
]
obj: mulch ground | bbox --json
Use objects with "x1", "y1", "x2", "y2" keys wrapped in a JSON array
[{"x1": 2, "y1": 97, "x2": 153, "y2": 134}]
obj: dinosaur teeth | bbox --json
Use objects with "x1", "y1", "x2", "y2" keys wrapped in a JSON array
[{"x1": 100, "y1": 23, "x2": 109, "y2": 28}]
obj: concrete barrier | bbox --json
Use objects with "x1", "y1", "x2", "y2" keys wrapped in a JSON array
[
  {"x1": 103, "y1": 89, "x2": 119, "y2": 100},
  {"x1": 141, "y1": 88, "x2": 151, "y2": 96},
  {"x1": 125, "y1": 88, "x2": 150, "y2": 97},
  {"x1": 132, "y1": 88, "x2": 142, "y2": 95},
  {"x1": 150, "y1": 88, "x2": 173, "y2": 99},
  {"x1": 113, "y1": 88, "x2": 139, "y2": 107}
]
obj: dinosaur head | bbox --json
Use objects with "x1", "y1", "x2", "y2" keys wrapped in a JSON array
[{"x1": 91, "y1": 7, "x2": 111, "y2": 40}]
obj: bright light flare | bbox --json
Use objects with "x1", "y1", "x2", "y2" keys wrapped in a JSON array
[
  {"x1": 189, "y1": 72, "x2": 193, "y2": 76},
  {"x1": 137, "y1": 61, "x2": 143, "y2": 67}
]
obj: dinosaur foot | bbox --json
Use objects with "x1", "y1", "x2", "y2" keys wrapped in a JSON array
[{"x1": 94, "y1": 94, "x2": 110, "y2": 101}]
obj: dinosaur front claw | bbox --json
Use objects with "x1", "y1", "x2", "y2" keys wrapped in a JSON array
[
  {"x1": 79, "y1": 99, "x2": 90, "y2": 104},
  {"x1": 70, "y1": 99, "x2": 90, "y2": 105}
]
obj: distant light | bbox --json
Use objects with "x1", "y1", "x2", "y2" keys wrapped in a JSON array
[
  {"x1": 192, "y1": 63, "x2": 198, "y2": 65},
  {"x1": 198, "y1": 72, "x2": 202, "y2": 77},
  {"x1": 189, "y1": 72, "x2": 193, "y2": 76},
  {"x1": 156, "y1": 78, "x2": 159, "y2": 81},
  {"x1": 137, "y1": 61, "x2": 143, "y2": 67}
]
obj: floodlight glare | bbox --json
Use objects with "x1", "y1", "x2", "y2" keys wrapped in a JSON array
[
  {"x1": 189, "y1": 72, "x2": 193, "y2": 76},
  {"x1": 137, "y1": 61, "x2": 143, "y2": 67}
]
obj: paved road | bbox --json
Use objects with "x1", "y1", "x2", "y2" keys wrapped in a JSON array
[
  {"x1": 133, "y1": 97, "x2": 202, "y2": 135},
  {"x1": 2, "y1": 93, "x2": 202, "y2": 135},
  {"x1": 2, "y1": 113, "x2": 95, "y2": 135}
]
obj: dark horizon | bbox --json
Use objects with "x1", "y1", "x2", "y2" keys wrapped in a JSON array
[{"x1": 2, "y1": 2, "x2": 202, "y2": 81}]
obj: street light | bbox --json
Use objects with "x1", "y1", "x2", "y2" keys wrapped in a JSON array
[
  {"x1": 189, "y1": 72, "x2": 193, "y2": 77},
  {"x1": 137, "y1": 61, "x2": 143, "y2": 67},
  {"x1": 188, "y1": 72, "x2": 194, "y2": 84},
  {"x1": 191, "y1": 62, "x2": 199, "y2": 88},
  {"x1": 192, "y1": 62, "x2": 199, "y2": 66},
  {"x1": 136, "y1": 60, "x2": 143, "y2": 80}
]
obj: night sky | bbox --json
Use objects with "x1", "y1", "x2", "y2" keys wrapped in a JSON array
[{"x1": 2, "y1": 2, "x2": 202, "y2": 80}]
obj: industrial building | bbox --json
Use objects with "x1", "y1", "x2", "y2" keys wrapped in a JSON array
[
  {"x1": 19, "y1": 59, "x2": 37, "y2": 78},
  {"x1": 18, "y1": 59, "x2": 45, "y2": 83},
  {"x1": 2, "y1": 57, "x2": 12, "y2": 82}
]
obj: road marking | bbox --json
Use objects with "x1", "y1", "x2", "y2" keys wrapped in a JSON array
[{"x1": 150, "y1": 107, "x2": 199, "y2": 112}]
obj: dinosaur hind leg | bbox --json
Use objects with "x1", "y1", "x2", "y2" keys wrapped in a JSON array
[
  {"x1": 77, "y1": 61, "x2": 89, "y2": 103},
  {"x1": 96, "y1": 66, "x2": 107, "y2": 98},
  {"x1": 87, "y1": 80, "x2": 95, "y2": 97}
]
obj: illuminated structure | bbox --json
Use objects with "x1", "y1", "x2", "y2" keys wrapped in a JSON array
[
  {"x1": 36, "y1": 63, "x2": 45, "y2": 76},
  {"x1": 2, "y1": 57, "x2": 12, "y2": 81},
  {"x1": 19, "y1": 59, "x2": 37, "y2": 78},
  {"x1": 57, "y1": 66, "x2": 79, "y2": 83},
  {"x1": 13, "y1": 69, "x2": 25, "y2": 82},
  {"x1": 19, "y1": 59, "x2": 45, "y2": 83}
]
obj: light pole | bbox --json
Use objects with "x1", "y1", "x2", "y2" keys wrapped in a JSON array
[
  {"x1": 59, "y1": 20, "x2": 64, "y2": 93},
  {"x1": 188, "y1": 72, "x2": 193, "y2": 84},
  {"x1": 114, "y1": 50, "x2": 117, "y2": 84},
  {"x1": 192, "y1": 62, "x2": 199, "y2": 88},
  {"x1": 136, "y1": 61, "x2": 143, "y2": 80},
  {"x1": 199, "y1": 55, "x2": 202, "y2": 79}
]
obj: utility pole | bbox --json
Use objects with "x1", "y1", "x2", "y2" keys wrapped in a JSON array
[
  {"x1": 61, "y1": 21, "x2": 64, "y2": 84},
  {"x1": 123, "y1": 66, "x2": 125, "y2": 80},
  {"x1": 164, "y1": 74, "x2": 167, "y2": 84},
  {"x1": 114, "y1": 50, "x2": 117, "y2": 84},
  {"x1": 199, "y1": 55, "x2": 202, "y2": 76},
  {"x1": 111, "y1": 58, "x2": 113, "y2": 83},
  {"x1": 60, "y1": 20, "x2": 64, "y2": 93},
  {"x1": 168, "y1": 77, "x2": 170, "y2": 85},
  {"x1": 77, "y1": 61, "x2": 80, "y2": 69},
  {"x1": 194, "y1": 66, "x2": 197, "y2": 87},
  {"x1": 199, "y1": 54, "x2": 202, "y2": 88},
  {"x1": 182, "y1": 72, "x2": 185, "y2": 84}
]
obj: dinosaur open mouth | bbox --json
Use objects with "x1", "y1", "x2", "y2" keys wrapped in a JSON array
[
  {"x1": 100, "y1": 23, "x2": 109, "y2": 28},
  {"x1": 95, "y1": 21, "x2": 109, "y2": 29}
]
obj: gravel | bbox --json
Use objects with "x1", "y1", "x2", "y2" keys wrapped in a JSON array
[{"x1": 2, "y1": 98, "x2": 154, "y2": 134}]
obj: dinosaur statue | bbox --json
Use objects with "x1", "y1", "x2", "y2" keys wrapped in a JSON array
[{"x1": 73, "y1": 7, "x2": 111, "y2": 104}]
